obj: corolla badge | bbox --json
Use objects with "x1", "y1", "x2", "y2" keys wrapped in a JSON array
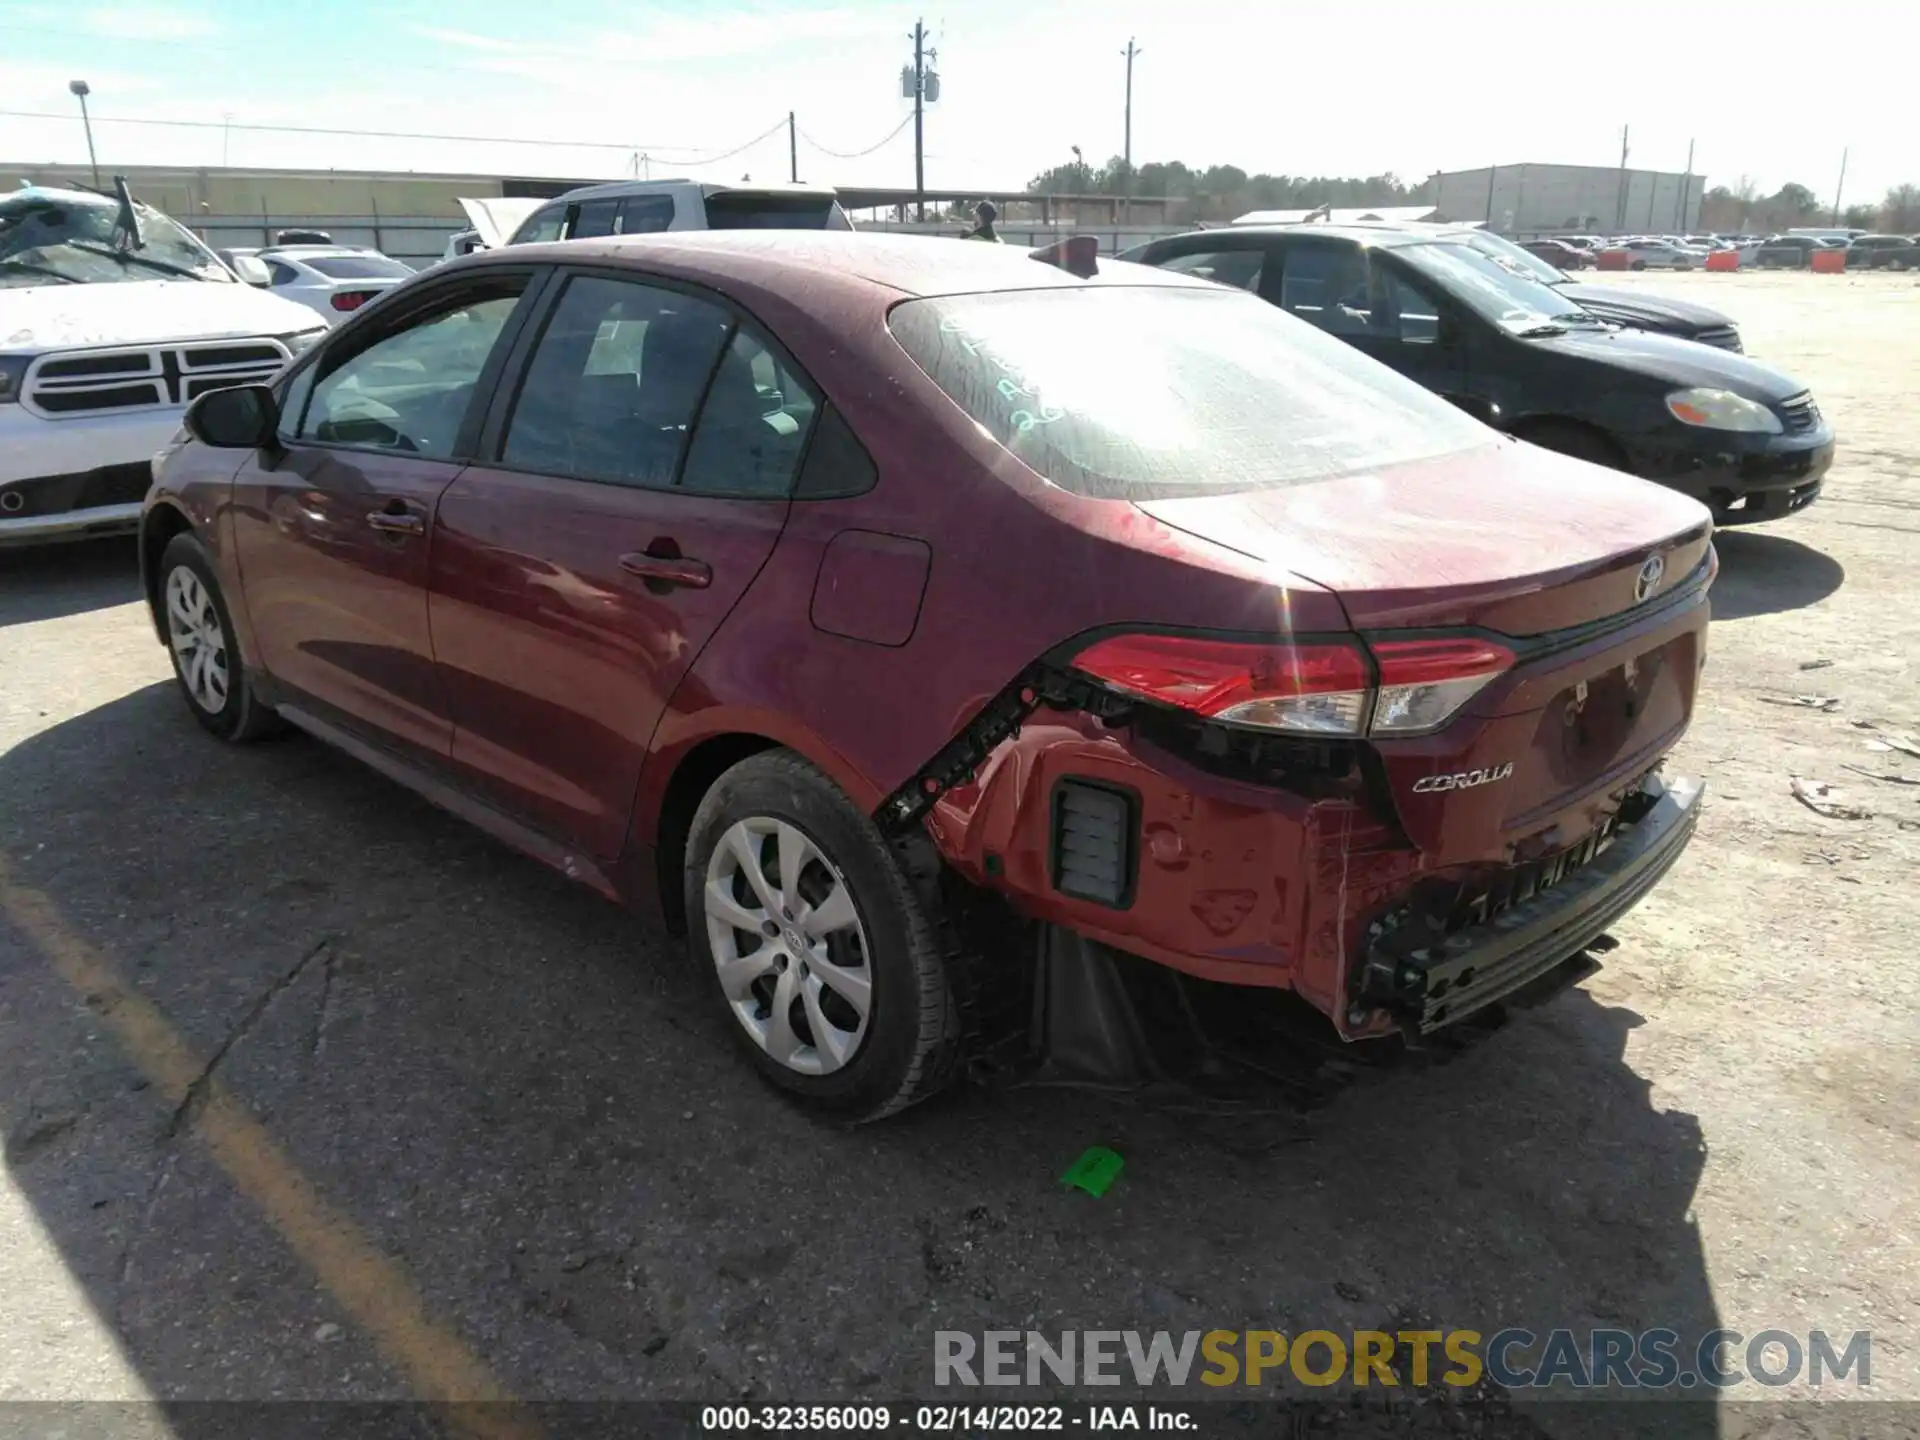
[
  {"x1": 1411, "y1": 763, "x2": 1515, "y2": 794},
  {"x1": 1635, "y1": 553, "x2": 1666, "y2": 603}
]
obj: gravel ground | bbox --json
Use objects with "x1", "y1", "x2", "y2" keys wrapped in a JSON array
[{"x1": 1, "y1": 270, "x2": 1913, "y2": 1438}]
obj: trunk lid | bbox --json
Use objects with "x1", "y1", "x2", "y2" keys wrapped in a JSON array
[
  {"x1": 1135, "y1": 438, "x2": 1711, "y2": 634},
  {"x1": 1138, "y1": 439, "x2": 1714, "y2": 860}
]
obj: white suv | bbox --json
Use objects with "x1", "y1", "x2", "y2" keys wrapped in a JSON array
[
  {"x1": 504, "y1": 180, "x2": 852, "y2": 245},
  {"x1": 2, "y1": 184, "x2": 326, "y2": 546}
]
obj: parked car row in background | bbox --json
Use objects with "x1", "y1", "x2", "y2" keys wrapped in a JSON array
[
  {"x1": 1528, "y1": 229, "x2": 1919, "y2": 272},
  {"x1": 1122, "y1": 222, "x2": 1830, "y2": 527}
]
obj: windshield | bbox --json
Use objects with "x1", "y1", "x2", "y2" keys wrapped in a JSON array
[
  {"x1": 1456, "y1": 229, "x2": 1569, "y2": 287},
  {"x1": 304, "y1": 254, "x2": 414, "y2": 279},
  {"x1": 1397, "y1": 242, "x2": 1604, "y2": 336},
  {"x1": 887, "y1": 285, "x2": 1494, "y2": 501},
  {"x1": 0, "y1": 192, "x2": 232, "y2": 288}
]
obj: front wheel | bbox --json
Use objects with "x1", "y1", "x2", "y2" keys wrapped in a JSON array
[
  {"x1": 684, "y1": 751, "x2": 961, "y2": 1121},
  {"x1": 159, "y1": 534, "x2": 282, "y2": 741}
]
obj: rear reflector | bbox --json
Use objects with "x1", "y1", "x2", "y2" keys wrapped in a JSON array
[
  {"x1": 1051, "y1": 779, "x2": 1136, "y2": 907},
  {"x1": 1072, "y1": 633, "x2": 1371, "y2": 736},
  {"x1": 1071, "y1": 631, "x2": 1515, "y2": 739}
]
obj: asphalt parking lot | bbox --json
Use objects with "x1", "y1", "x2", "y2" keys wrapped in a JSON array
[{"x1": 2, "y1": 269, "x2": 1915, "y2": 1437}]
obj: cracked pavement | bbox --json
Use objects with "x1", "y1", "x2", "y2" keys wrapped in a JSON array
[{"x1": 1, "y1": 272, "x2": 1915, "y2": 1438}]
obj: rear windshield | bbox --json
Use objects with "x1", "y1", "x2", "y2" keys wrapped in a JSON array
[
  {"x1": 305, "y1": 254, "x2": 413, "y2": 279},
  {"x1": 703, "y1": 193, "x2": 851, "y2": 231},
  {"x1": 887, "y1": 285, "x2": 1492, "y2": 500}
]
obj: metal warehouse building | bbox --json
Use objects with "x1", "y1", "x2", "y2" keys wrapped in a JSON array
[{"x1": 1431, "y1": 163, "x2": 1702, "y2": 237}]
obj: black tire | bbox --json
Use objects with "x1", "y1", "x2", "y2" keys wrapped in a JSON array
[
  {"x1": 158, "y1": 533, "x2": 283, "y2": 742},
  {"x1": 1513, "y1": 420, "x2": 1628, "y2": 472},
  {"x1": 683, "y1": 750, "x2": 961, "y2": 1121},
  {"x1": 1630, "y1": 260, "x2": 1647, "y2": 271}
]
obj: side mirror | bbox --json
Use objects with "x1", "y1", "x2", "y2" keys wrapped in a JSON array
[
  {"x1": 1437, "y1": 313, "x2": 1464, "y2": 348},
  {"x1": 186, "y1": 384, "x2": 279, "y2": 449},
  {"x1": 231, "y1": 255, "x2": 272, "y2": 287}
]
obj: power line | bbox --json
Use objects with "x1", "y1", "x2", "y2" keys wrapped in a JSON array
[
  {"x1": 0, "y1": 108, "x2": 789, "y2": 162},
  {"x1": 798, "y1": 113, "x2": 913, "y2": 160}
]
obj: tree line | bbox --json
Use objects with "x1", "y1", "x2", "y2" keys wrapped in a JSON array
[
  {"x1": 1700, "y1": 178, "x2": 1920, "y2": 234},
  {"x1": 1023, "y1": 154, "x2": 1920, "y2": 234},
  {"x1": 1023, "y1": 157, "x2": 1425, "y2": 219}
]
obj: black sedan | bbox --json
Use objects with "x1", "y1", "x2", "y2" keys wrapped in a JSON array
[{"x1": 1121, "y1": 225, "x2": 1833, "y2": 525}]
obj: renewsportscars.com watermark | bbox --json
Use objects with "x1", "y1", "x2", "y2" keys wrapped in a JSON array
[{"x1": 935, "y1": 1328, "x2": 1872, "y2": 1392}]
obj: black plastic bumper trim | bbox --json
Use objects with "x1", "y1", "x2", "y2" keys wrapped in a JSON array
[{"x1": 1373, "y1": 774, "x2": 1703, "y2": 1032}]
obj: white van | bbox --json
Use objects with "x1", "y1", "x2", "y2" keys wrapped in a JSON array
[
  {"x1": 502, "y1": 180, "x2": 852, "y2": 246},
  {"x1": 2, "y1": 183, "x2": 327, "y2": 546}
]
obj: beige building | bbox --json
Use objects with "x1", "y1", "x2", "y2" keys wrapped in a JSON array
[{"x1": 1431, "y1": 163, "x2": 1702, "y2": 238}]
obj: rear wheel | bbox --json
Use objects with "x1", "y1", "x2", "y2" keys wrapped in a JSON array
[
  {"x1": 1513, "y1": 420, "x2": 1628, "y2": 472},
  {"x1": 1630, "y1": 260, "x2": 1647, "y2": 271},
  {"x1": 684, "y1": 750, "x2": 960, "y2": 1121},
  {"x1": 159, "y1": 533, "x2": 282, "y2": 742}
]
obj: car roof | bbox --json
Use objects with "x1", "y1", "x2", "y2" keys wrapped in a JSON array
[
  {"x1": 1165, "y1": 223, "x2": 1434, "y2": 250},
  {"x1": 547, "y1": 178, "x2": 842, "y2": 203},
  {"x1": 469, "y1": 229, "x2": 1219, "y2": 300}
]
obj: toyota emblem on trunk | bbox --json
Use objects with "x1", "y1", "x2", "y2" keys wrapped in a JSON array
[{"x1": 1635, "y1": 553, "x2": 1666, "y2": 603}]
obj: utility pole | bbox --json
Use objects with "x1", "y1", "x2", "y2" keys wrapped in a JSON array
[
  {"x1": 789, "y1": 111, "x2": 798, "y2": 183},
  {"x1": 1832, "y1": 146, "x2": 1848, "y2": 226},
  {"x1": 912, "y1": 20, "x2": 926, "y2": 221},
  {"x1": 1121, "y1": 38, "x2": 1140, "y2": 222},
  {"x1": 1677, "y1": 137, "x2": 1694, "y2": 231},
  {"x1": 1613, "y1": 124, "x2": 1629, "y2": 235}
]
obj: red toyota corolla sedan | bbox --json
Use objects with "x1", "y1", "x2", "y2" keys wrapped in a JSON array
[{"x1": 140, "y1": 232, "x2": 1710, "y2": 1119}]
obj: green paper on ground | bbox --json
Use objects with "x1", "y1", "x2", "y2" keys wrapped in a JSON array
[{"x1": 1060, "y1": 1146, "x2": 1124, "y2": 1197}]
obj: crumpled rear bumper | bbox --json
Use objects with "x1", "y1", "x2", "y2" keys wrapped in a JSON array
[{"x1": 1357, "y1": 773, "x2": 1703, "y2": 1032}]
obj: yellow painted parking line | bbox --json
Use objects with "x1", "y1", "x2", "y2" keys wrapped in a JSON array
[{"x1": 0, "y1": 857, "x2": 539, "y2": 1440}]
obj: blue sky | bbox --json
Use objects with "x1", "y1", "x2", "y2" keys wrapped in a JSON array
[{"x1": 2, "y1": 0, "x2": 1913, "y2": 205}]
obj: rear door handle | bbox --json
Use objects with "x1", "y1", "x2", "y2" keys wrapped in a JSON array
[
  {"x1": 620, "y1": 551, "x2": 712, "y2": 590},
  {"x1": 367, "y1": 508, "x2": 425, "y2": 536}
]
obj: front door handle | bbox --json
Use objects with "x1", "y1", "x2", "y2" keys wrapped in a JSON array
[
  {"x1": 367, "y1": 508, "x2": 425, "y2": 536},
  {"x1": 620, "y1": 549, "x2": 712, "y2": 591}
]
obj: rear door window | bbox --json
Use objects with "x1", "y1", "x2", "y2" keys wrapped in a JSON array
[
  {"x1": 570, "y1": 200, "x2": 623, "y2": 240},
  {"x1": 1276, "y1": 241, "x2": 1373, "y2": 336},
  {"x1": 499, "y1": 274, "x2": 732, "y2": 488},
  {"x1": 887, "y1": 285, "x2": 1490, "y2": 501},
  {"x1": 618, "y1": 195, "x2": 677, "y2": 233},
  {"x1": 677, "y1": 329, "x2": 817, "y2": 497}
]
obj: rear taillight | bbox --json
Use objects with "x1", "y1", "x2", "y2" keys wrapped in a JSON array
[
  {"x1": 330, "y1": 291, "x2": 373, "y2": 313},
  {"x1": 1070, "y1": 632, "x2": 1514, "y2": 739},
  {"x1": 1368, "y1": 637, "x2": 1514, "y2": 736},
  {"x1": 1072, "y1": 634, "x2": 1372, "y2": 736}
]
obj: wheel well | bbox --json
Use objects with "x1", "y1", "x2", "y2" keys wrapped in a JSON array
[
  {"x1": 140, "y1": 504, "x2": 193, "y2": 638},
  {"x1": 1508, "y1": 417, "x2": 1629, "y2": 471},
  {"x1": 654, "y1": 732, "x2": 783, "y2": 934}
]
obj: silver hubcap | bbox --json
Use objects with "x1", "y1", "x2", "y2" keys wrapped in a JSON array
[
  {"x1": 704, "y1": 817, "x2": 872, "y2": 1077},
  {"x1": 165, "y1": 566, "x2": 230, "y2": 714}
]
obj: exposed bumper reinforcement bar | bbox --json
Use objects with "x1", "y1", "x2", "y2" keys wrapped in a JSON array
[{"x1": 1364, "y1": 773, "x2": 1703, "y2": 1033}]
